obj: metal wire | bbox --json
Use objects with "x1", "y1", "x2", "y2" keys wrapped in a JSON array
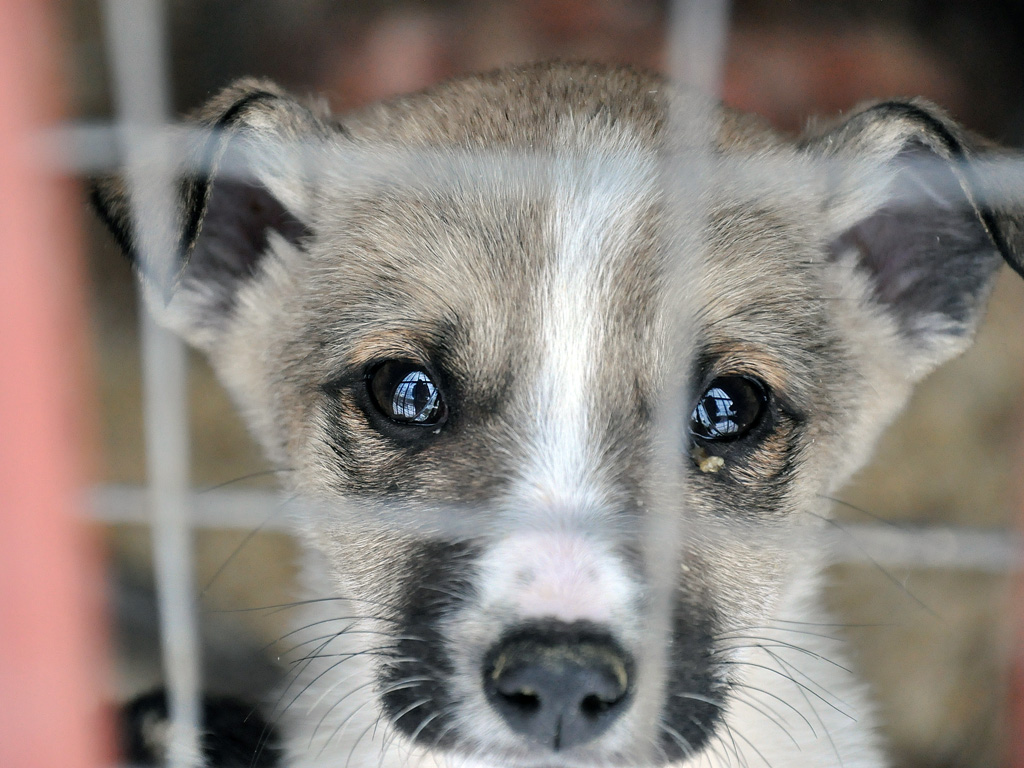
[
  {"x1": 100, "y1": 1, "x2": 203, "y2": 765},
  {"x1": 668, "y1": 0, "x2": 732, "y2": 96},
  {"x1": 629, "y1": 0, "x2": 735, "y2": 754},
  {"x1": 88, "y1": 484, "x2": 1022, "y2": 573},
  {"x1": 82, "y1": 2, "x2": 1023, "y2": 766}
]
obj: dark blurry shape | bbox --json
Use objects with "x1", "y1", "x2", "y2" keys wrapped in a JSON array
[
  {"x1": 121, "y1": 689, "x2": 282, "y2": 768},
  {"x1": 154, "y1": 0, "x2": 1024, "y2": 142},
  {"x1": 728, "y1": 0, "x2": 1024, "y2": 141}
]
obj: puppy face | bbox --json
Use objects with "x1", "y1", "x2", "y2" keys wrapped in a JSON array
[{"x1": 94, "y1": 62, "x2": 1023, "y2": 766}]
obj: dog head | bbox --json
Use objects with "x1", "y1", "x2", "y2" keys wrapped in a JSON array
[{"x1": 94, "y1": 62, "x2": 1023, "y2": 766}]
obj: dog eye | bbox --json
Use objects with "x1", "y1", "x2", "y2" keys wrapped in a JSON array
[
  {"x1": 690, "y1": 376, "x2": 767, "y2": 441},
  {"x1": 368, "y1": 361, "x2": 447, "y2": 426}
]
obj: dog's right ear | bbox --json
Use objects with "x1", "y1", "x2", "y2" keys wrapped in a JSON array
[
  {"x1": 91, "y1": 79, "x2": 334, "y2": 350},
  {"x1": 803, "y1": 100, "x2": 1024, "y2": 377}
]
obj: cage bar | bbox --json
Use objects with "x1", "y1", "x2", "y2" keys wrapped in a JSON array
[
  {"x1": 1009, "y1": 409, "x2": 1024, "y2": 768},
  {"x1": 100, "y1": 0, "x2": 204, "y2": 765},
  {"x1": 13, "y1": 1, "x2": 1021, "y2": 766}
]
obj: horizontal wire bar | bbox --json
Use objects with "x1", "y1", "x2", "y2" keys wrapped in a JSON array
[
  {"x1": 833, "y1": 522, "x2": 1022, "y2": 573},
  {"x1": 39, "y1": 121, "x2": 1024, "y2": 213},
  {"x1": 39, "y1": 121, "x2": 121, "y2": 174},
  {"x1": 89, "y1": 484, "x2": 1022, "y2": 573},
  {"x1": 92, "y1": 484, "x2": 291, "y2": 531}
]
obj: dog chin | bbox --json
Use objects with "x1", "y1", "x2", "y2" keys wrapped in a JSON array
[
  {"x1": 389, "y1": 694, "x2": 723, "y2": 768},
  {"x1": 408, "y1": 743, "x2": 668, "y2": 768},
  {"x1": 419, "y1": 745, "x2": 700, "y2": 768}
]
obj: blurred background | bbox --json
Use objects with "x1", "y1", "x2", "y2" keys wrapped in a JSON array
[{"x1": 60, "y1": 1, "x2": 1024, "y2": 766}]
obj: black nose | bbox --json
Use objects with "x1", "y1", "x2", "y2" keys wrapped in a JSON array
[{"x1": 483, "y1": 623, "x2": 632, "y2": 751}]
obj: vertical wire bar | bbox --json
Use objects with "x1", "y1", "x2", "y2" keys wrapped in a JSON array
[
  {"x1": 100, "y1": 1, "x2": 204, "y2": 765},
  {"x1": 0, "y1": 2, "x2": 112, "y2": 767},
  {"x1": 634, "y1": 0, "x2": 733, "y2": 756},
  {"x1": 667, "y1": 0, "x2": 732, "y2": 97}
]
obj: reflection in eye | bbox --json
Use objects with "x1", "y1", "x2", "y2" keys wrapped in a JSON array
[
  {"x1": 689, "y1": 375, "x2": 767, "y2": 441},
  {"x1": 369, "y1": 360, "x2": 447, "y2": 426},
  {"x1": 694, "y1": 386, "x2": 740, "y2": 435},
  {"x1": 392, "y1": 370, "x2": 441, "y2": 423}
]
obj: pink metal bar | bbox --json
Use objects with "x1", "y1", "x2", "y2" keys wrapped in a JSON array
[
  {"x1": 0, "y1": 3, "x2": 112, "y2": 767},
  {"x1": 1010, "y1": 413, "x2": 1024, "y2": 766}
]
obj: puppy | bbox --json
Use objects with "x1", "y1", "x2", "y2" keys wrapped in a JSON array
[{"x1": 93, "y1": 61, "x2": 1024, "y2": 768}]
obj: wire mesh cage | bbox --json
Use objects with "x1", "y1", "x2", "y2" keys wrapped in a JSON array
[{"x1": 4, "y1": 1, "x2": 1024, "y2": 767}]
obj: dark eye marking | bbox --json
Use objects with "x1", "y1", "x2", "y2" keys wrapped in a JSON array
[
  {"x1": 689, "y1": 375, "x2": 768, "y2": 441},
  {"x1": 368, "y1": 360, "x2": 448, "y2": 426}
]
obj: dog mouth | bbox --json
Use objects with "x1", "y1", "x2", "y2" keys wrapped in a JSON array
[{"x1": 374, "y1": 540, "x2": 726, "y2": 766}]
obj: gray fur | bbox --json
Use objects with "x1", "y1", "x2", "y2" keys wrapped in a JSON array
[{"x1": 93, "y1": 61, "x2": 1024, "y2": 768}]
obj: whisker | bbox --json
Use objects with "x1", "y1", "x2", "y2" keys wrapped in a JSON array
[
  {"x1": 208, "y1": 597, "x2": 360, "y2": 615},
  {"x1": 645, "y1": 727, "x2": 675, "y2": 767},
  {"x1": 199, "y1": 468, "x2": 295, "y2": 493},
  {"x1": 321, "y1": 677, "x2": 431, "y2": 761},
  {"x1": 282, "y1": 651, "x2": 365, "y2": 723},
  {"x1": 388, "y1": 696, "x2": 433, "y2": 733},
  {"x1": 672, "y1": 691, "x2": 726, "y2": 709},
  {"x1": 714, "y1": 636, "x2": 853, "y2": 674},
  {"x1": 266, "y1": 615, "x2": 400, "y2": 654},
  {"x1": 312, "y1": 678, "x2": 381, "y2": 748},
  {"x1": 288, "y1": 648, "x2": 391, "y2": 665},
  {"x1": 726, "y1": 720, "x2": 777, "y2": 768},
  {"x1": 315, "y1": 695, "x2": 375, "y2": 760},
  {"x1": 760, "y1": 647, "x2": 853, "y2": 712},
  {"x1": 199, "y1": 487, "x2": 301, "y2": 595},
  {"x1": 408, "y1": 705, "x2": 446, "y2": 744},
  {"x1": 276, "y1": 629, "x2": 421, "y2": 660},
  {"x1": 210, "y1": 593, "x2": 408, "y2": 616},
  {"x1": 716, "y1": 625, "x2": 845, "y2": 643},
  {"x1": 416, "y1": 583, "x2": 473, "y2": 603},
  {"x1": 373, "y1": 708, "x2": 393, "y2": 768},
  {"x1": 659, "y1": 721, "x2": 696, "y2": 763},
  {"x1": 727, "y1": 680, "x2": 816, "y2": 735},
  {"x1": 685, "y1": 714, "x2": 730, "y2": 768},
  {"x1": 751, "y1": 618, "x2": 892, "y2": 629},
  {"x1": 246, "y1": 633, "x2": 336, "y2": 767},
  {"x1": 727, "y1": 689, "x2": 801, "y2": 748},
  {"x1": 819, "y1": 494, "x2": 901, "y2": 527},
  {"x1": 715, "y1": 659, "x2": 852, "y2": 719},
  {"x1": 761, "y1": 648, "x2": 846, "y2": 768},
  {"x1": 425, "y1": 713, "x2": 460, "y2": 754},
  {"x1": 274, "y1": 625, "x2": 362, "y2": 659},
  {"x1": 805, "y1": 509, "x2": 936, "y2": 617},
  {"x1": 717, "y1": 717, "x2": 753, "y2": 768}
]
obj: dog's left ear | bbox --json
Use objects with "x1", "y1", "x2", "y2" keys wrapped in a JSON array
[
  {"x1": 803, "y1": 100, "x2": 1024, "y2": 375},
  {"x1": 90, "y1": 79, "x2": 333, "y2": 350}
]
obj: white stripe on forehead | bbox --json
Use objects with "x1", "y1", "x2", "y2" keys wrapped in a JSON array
[{"x1": 516, "y1": 138, "x2": 657, "y2": 519}]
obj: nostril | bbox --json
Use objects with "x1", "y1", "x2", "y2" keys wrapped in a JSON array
[
  {"x1": 498, "y1": 687, "x2": 541, "y2": 713},
  {"x1": 580, "y1": 692, "x2": 615, "y2": 716}
]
